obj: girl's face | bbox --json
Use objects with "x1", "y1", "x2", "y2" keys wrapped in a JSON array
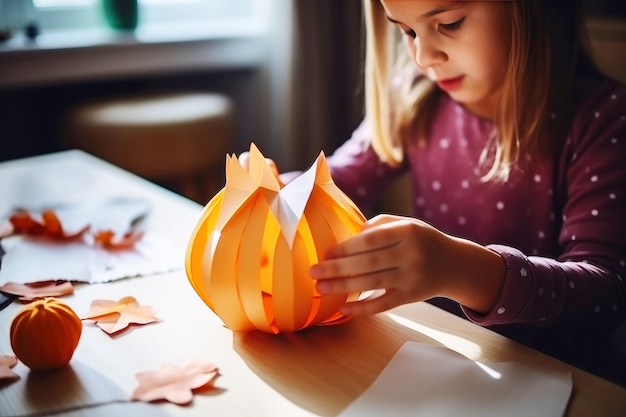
[{"x1": 380, "y1": 0, "x2": 512, "y2": 118}]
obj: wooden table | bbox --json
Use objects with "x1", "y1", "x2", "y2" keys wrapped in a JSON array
[{"x1": 1, "y1": 150, "x2": 625, "y2": 417}]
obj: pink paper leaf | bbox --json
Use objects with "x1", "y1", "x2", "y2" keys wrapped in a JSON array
[
  {"x1": 82, "y1": 296, "x2": 158, "y2": 335},
  {"x1": 131, "y1": 359, "x2": 220, "y2": 405},
  {"x1": 0, "y1": 355, "x2": 20, "y2": 382},
  {"x1": 0, "y1": 281, "x2": 74, "y2": 302}
]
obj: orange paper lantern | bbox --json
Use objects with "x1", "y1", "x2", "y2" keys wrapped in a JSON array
[{"x1": 185, "y1": 144, "x2": 366, "y2": 333}]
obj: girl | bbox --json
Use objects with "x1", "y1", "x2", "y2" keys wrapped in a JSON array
[{"x1": 247, "y1": 0, "x2": 626, "y2": 381}]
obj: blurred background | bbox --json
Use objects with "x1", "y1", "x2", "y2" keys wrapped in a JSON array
[{"x1": 0, "y1": 0, "x2": 624, "y2": 204}]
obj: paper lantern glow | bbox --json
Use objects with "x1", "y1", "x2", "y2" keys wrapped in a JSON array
[{"x1": 185, "y1": 144, "x2": 366, "y2": 333}]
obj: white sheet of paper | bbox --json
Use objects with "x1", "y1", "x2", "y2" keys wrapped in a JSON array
[
  {"x1": 0, "y1": 199, "x2": 183, "y2": 284},
  {"x1": 0, "y1": 233, "x2": 181, "y2": 284},
  {"x1": 339, "y1": 342, "x2": 572, "y2": 417}
]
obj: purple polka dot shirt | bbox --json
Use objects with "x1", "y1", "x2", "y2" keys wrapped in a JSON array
[{"x1": 326, "y1": 79, "x2": 626, "y2": 334}]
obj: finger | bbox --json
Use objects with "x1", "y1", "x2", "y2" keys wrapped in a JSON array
[
  {"x1": 360, "y1": 213, "x2": 406, "y2": 231},
  {"x1": 267, "y1": 159, "x2": 284, "y2": 187},
  {"x1": 314, "y1": 267, "x2": 400, "y2": 294},
  {"x1": 238, "y1": 152, "x2": 250, "y2": 170},
  {"x1": 311, "y1": 246, "x2": 402, "y2": 281},
  {"x1": 267, "y1": 158, "x2": 279, "y2": 176},
  {"x1": 326, "y1": 221, "x2": 405, "y2": 260},
  {"x1": 341, "y1": 289, "x2": 403, "y2": 316}
]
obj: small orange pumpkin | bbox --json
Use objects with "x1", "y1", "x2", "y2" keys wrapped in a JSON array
[{"x1": 10, "y1": 297, "x2": 82, "y2": 371}]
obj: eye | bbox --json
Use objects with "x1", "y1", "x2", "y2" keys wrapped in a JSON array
[
  {"x1": 439, "y1": 17, "x2": 465, "y2": 32},
  {"x1": 395, "y1": 23, "x2": 416, "y2": 39},
  {"x1": 403, "y1": 28, "x2": 417, "y2": 39}
]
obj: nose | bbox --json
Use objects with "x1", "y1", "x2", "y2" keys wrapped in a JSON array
[{"x1": 413, "y1": 36, "x2": 447, "y2": 69}]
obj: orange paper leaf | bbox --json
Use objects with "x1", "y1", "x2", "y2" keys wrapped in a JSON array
[
  {"x1": 9, "y1": 209, "x2": 88, "y2": 240},
  {"x1": 93, "y1": 230, "x2": 144, "y2": 249},
  {"x1": 131, "y1": 359, "x2": 219, "y2": 405},
  {"x1": 82, "y1": 296, "x2": 158, "y2": 334},
  {"x1": 7, "y1": 203, "x2": 146, "y2": 248},
  {"x1": 0, "y1": 355, "x2": 19, "y2": 382},
  {"x1": 0, "y1": 281, "x2": 74, "y2": 302}
]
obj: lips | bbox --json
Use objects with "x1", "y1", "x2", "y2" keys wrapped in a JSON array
[{"x1": 437, "y1": 76, "x2": 465, "y2": 92}]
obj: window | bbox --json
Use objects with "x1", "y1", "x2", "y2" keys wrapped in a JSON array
[
  {"x1": 33, "y1": 0, "x2": 93, "y2": 6},
  {"x1": 0, "y1": 0, "x2": 264, "y2": 33}
]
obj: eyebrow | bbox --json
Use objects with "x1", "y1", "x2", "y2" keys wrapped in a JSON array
[{"x1": 385, "y1": 5, "x2": 461, "y2": 25}]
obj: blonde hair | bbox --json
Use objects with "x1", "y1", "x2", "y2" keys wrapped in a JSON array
[{"x1": 363, "y1": 0, "x2": 599, "y2": 182}]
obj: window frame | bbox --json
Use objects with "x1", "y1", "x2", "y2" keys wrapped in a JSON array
[{"x1": 1, "y1": 0, "x2": 262, "y2": 32}]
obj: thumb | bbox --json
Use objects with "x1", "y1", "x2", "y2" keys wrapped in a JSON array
[{"x1": 238, "y1": 151, "x2": 250, "y2": 171}]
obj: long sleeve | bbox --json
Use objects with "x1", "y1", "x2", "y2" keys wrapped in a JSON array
[
  {"x1": 326, "y1": 119, "x2": 407, "y2": 213},
  {"x1": 464, "y1": 80, "x2": 626, "y2": 332}
]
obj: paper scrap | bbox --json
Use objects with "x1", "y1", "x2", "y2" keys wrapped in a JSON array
[
  {"x1": 0, "y1": 281, "x2": 74, "y2": 302},
  {"x1": 131, "y1": 359, "x2": 220, "y2": 405},
  {"x1": 0, "y1": 232, "x2": 180, "y2": 284},
  {"x1": 82, "y1": 296, "x2": 159, "y2": 335},
  {"x1": 0, "y1": 199, "x2": 178, "y2": 285},
  {"x1": 0, "y1": 355, "x2": 19, "y2": 382},
  {"x1": 7, "y1": 209, "x2": 88, "y2": 240}
]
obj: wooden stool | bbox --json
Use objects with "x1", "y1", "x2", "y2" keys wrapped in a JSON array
[{"x1": 61, "y1": 92, "x2": 233, "y2": 203}]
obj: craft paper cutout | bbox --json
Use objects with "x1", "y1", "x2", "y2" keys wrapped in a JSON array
[
  {"x1": 7, "y1": 209, "x2": 88, "y2": 240},
  {"x1": 3, "y1": 199, "x2": 148, "y2": 248},
  {"x1": 131, "y1": 359, "x2": 220, "y2": 405},
  {"x1": 82, "y1": 296, "x2": 158, "y2": 335},
  {"x1": 0, "y1": 219, "x2": 12, "y2": 238},
  {"x1": 0, "y1": 280, "x2": 74, "y2": 302},
  {"x1": 92, "y1": 229, "x2": 144, "y2": 249},
  {"x1": 0, "y1": 233, "x2": 180, "y2": 284},
  {"x1": 0, "y1": 199, "x2": 180, "y2": 285},
  {"x1": 186, "y1": 143, "x2": 366, "y2": 333},
  {"x1": 0, "y1": 355, "x2": 19, "y2": 382}
]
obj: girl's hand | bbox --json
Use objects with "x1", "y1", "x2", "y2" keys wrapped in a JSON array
[
  {"x1": 309, "y1": 214, "x2": 506, "y2": 316},
  {"x1": 237, "y1": 151, "x2": 283, "y2": 185}
]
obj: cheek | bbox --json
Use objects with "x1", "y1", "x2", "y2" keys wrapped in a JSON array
[
  {"x1": 487, "y1": 19, "x2": 512, "y2": 75},
  {"x1": 488, "y1": 40, "x2": 510, "y2": 80},
  {"x1": 469, "y1": 37, "x2": 509, "y2": 81},
  {"x1": 467, "y1": 5, "x2": 512, "y2": 80}
]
